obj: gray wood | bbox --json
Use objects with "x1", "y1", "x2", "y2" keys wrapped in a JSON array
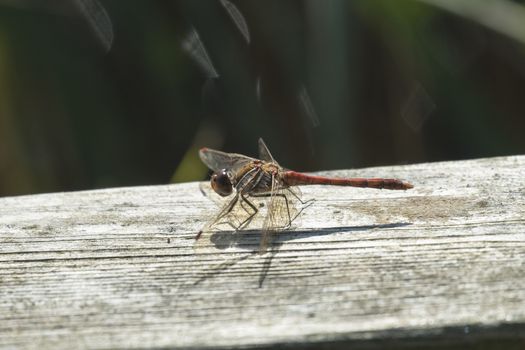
[{"x1": 1, "y1": 155, "x2": 525, "y2": 349}]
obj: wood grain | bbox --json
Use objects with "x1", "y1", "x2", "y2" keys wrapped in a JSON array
[{"x1": 1, "y1": 155, "x2": 525, "y2": 349}]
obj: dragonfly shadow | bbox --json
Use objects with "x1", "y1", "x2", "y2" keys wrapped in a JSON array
[
  {"x1": 278, "y1": 222, "x2": 413, "y2": 241},
  {"x1": 202, "y1": 222, "x2": 411, "y2": 287},
  {"x1": 209, "y1": 221, "x2": 412, "y2": 250},
  {"x1": 208, "y1": 230, "x2": 252, "y2": 250}
]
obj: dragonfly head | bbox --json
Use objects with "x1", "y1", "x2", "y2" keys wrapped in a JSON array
[{"x1": 211, "y1": 169, "x2": 233, "y2": 197}]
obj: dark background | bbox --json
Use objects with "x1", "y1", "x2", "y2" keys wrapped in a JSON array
[{"x1": 1, "y1": 0, "x2": 524, "y2": 197}]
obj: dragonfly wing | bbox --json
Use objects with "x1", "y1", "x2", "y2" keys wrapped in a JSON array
[
  {"x1": 199, "y1": 148, "x2": 256, "y2": 173},
  {"x1": 199, "y1": 181, "x2": 230, "y2": 207},
  {"x1": 258, "y1": 175, "x2": 299, "y2": 253},
  {"x1": 259, "y1": 176, "x2": 276, "y2": 253},
  {"x1": 258, "y1": 138, "x2": 277, "y2": 163},
  {"x1": 195, "y1": 193, "x2": 247, "y2": 250},
  {"x1": 195, "y1": 188, "x2": 266, "y2": 251}
]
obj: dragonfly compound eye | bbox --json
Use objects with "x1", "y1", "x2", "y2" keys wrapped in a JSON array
[{"x1": 211, "y1": 169, "x2": 233, "y2": 196}]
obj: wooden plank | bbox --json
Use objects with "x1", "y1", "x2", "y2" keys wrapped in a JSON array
[{"x1": 1, "y1": 155, "x2": 524, "y2": 349}]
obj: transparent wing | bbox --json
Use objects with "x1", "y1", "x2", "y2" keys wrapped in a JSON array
[
  {"x1": 195, "y1": 189, "x2": 265, "y2": 252},
  {"x1": 199, "y1": 147, "x2": 257, "y2": 173},
  {"x1": 258, "y1": 175, "x2": 300, "y2": 253},
  {"x1": 199, "y1": 181, "x2": 226, "y2": 207},
  {"x1": 195, "y1": 193, "x2": 243, "y2": 251},
  {"x1": 258, "y1": 138, "x2": 277, "y2": 163}
]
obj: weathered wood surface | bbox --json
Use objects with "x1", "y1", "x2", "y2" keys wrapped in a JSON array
[{"x1": 1, "y1": 155, "x2": 525, "y2": 349}]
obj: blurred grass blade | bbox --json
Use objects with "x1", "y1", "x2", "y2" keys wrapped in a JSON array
[
  {"x1": 297, "y1": 86, "x2": 320, "y2": 128},
  {"x1": 0, "y1": 0, "x2": 114, "y2": 53},
  {"x1": 417, "y1": 0, "x2": 525, "y2": 45},
  {"x1": 219, "y1": 0, "x2": 251, "y2": 44},
  {"x1": 182, "y1": 27, "x2": 220, "y2": 79},
  {"x1": 297, "y1": 85, "x2": 320, "y2": 156},
  {"x1": 73, "y1": 0, "x2": 114, "y2": 53}
]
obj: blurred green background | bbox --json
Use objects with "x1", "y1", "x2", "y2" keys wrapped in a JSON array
[{"x1": 0, "y1": 0, "x2": 524, "y2": 197}]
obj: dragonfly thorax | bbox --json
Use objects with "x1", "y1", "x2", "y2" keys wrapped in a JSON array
[{"x1": 211, "y1": 169, "x2": 233, "y2": 197}]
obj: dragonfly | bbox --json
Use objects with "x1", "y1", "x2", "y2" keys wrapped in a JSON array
[{"x1": 196, "y1": 138, "x2": 413, "y2": 252}]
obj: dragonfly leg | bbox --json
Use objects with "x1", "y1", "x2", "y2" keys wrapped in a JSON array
[
  {"x1": 217, "y1": 195, "x2": 261, "y2": 231},
  {"x1": 196, "y1": 194, "x2": 240, "y2": 239},
  {"x1": 216, "y1": 194, "x2": 239, "y2": 222},
  {"x1": 276, "y1": 193, "x2": 292, "y2": 228},
  {"x1": 287, "y1": 191, "x2": 315, "y2": 224},
  {"x1": 237, "y1": 194, "x2": 259, "y2": 229},
  {"x1": 287, "y1": 187, "x2": 315, "y2": 206},
  {"x1": 250, "y1": 192, "x2": 293, "y2": 229}
]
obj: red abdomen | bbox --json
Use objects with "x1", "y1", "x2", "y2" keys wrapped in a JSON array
[{"x1": 282, "y1": 171, "x2": 413, "y2": 190}]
